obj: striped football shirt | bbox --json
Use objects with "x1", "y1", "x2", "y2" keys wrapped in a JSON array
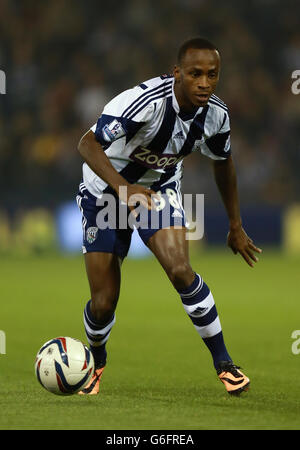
[{"x1": 83, "y1": 74, "x2": 231, "y2": 197}]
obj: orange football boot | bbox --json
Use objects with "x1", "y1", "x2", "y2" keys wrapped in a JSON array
[
  {"x1": 217, "y1": 361, "x2": 250, "y2": 395},
  {"x1": 78, "y1": 366, "x2": 105, "y2": 395}
]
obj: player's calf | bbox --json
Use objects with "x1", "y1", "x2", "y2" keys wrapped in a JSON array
[
  {"x1": 90, "y1": 292, "x2": 118, "y2": 323},
  {"x1": 166, "y1": 261, "x2": 195, "y2": 290},
  {"x1": 177, "y1": 273, "x2": 232, "y2": 369}
]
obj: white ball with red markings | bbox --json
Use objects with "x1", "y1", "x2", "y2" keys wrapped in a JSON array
[{"x1": 35, "y1": 337, "x2": 94, "y2": 395}]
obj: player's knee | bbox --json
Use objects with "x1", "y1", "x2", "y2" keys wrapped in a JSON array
[
  {"x1": 167, "y1": 262, "x2": 194, "y2": 290},
  {"x1": 90, "y1": 292, "x2": 118, "y2": 323}
]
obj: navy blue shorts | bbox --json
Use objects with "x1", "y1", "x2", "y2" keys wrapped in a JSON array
[{"x1": 76, "y1": 181, "x2": 186, "y2": 259}]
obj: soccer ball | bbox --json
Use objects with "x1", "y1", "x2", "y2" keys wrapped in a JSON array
[{"x1": 35, "y1": 337, "x2": 94, "y2": 395}]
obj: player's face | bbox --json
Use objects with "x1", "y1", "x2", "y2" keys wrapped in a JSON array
[{"x1": 173, "y1": 48, "x2": 220, "y2": 111}]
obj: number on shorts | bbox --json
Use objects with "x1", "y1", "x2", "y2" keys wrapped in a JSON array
[
  {"x1": 153, "y1": 191, "x2": 166, "y2": 211},
  {"x1": 153, "y1": 188, "x2": 180, "y2": 211},
  {"x1": 166, "y1": 188, "x2": 180, "y2": 209}
]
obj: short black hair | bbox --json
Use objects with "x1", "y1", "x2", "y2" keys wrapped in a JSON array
[{"x1": 177, "y1": 37, "x2": 218, "y2": 64}]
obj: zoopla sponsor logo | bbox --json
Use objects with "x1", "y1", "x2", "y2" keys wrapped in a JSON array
[
  {"x1": 95, "y1": 187, "x2": 205, "y2": 240},
  {"x1": 130, "y1": 146, "x2": 184, "y2": 171},
  {"x1": 0, "y1": 70, "x2": 6, "y2": 94}
]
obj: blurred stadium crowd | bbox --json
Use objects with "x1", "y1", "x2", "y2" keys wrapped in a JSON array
[{"x1": 0, "y1": 0, "x2": 299, "y2": 216}]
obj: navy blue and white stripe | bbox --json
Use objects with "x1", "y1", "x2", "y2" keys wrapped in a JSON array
[
  {"x1": 177, "y1": 273, "x2": 232, "y2": 368},
  {"x1": 121, "y1": 80, "x2": 173, "y2": 120},
  {"x1": 76, "y1": 182, "x2": 88, "y2": 243},
  {"x1": 208, "y1": 94, "x2": 228, "y2": 112},
  {"x1": 178, "y1": 273, "x2": 221, "y2": 338},
  {"x1": 84, "y1": 301, "x2": 116, "y2": 347}
]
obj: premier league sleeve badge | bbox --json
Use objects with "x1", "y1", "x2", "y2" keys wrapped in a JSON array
[{"x1": 102, "y1": 119, "x2": 126, "y2": 143}]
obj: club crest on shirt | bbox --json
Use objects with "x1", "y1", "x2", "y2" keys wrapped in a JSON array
[
  {"x1": 102, "y1": 119, "x2": 125, "y2": 143},
  {"x1": 86, "y1": 226, "x2": 98, "y2": 244}
]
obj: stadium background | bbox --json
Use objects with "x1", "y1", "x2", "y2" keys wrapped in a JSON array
[
  {"x1": 0, "y1": 0, "x2": 299, "y2": 254},
  {"x1": 0, "y1": 0, "x2": 300, "y2": 431}
]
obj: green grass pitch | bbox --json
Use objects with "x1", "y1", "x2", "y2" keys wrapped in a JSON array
[{"x1": 0, "y1": 248, "x2": 300, "y2": 430}]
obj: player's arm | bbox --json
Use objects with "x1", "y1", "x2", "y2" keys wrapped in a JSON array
[
  {"x1": 213, "y1": 155, "x2": 262, "y2": 267},
  {"x1": 78, "y1": 130, "x2": 157, "y2": 210}
]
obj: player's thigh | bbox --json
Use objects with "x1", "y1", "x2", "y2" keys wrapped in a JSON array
[
  {"x1": 138, "y1": 180, "x2": 194, "y2": 287},
  {"x1": 147, "y1": 227, "x2": 194, "y2": 288},
  {"x1": 147, "y1": 226, "x2": 189, "y2": 266}
]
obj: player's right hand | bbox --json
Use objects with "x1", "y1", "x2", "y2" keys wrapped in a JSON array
[{"x1": 118, "y1": 184, "x2": 160, "y2": 211}]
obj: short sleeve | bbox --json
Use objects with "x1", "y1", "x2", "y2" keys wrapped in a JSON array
[
  {"x1": 90, "y1": 87, "x2": 155, "y2": 150},
  {"x1": 201, "y1": 112, "x2": 231, "y2": 160}
]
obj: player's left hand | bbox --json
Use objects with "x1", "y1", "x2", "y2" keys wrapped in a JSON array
[{"x1": 227, "y1": 226, "x2": 262, "y2": 267}]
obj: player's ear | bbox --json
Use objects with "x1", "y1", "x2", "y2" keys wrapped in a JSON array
[{"x1": 173, "y1": 65, "x2": 181, "y2": 83}]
